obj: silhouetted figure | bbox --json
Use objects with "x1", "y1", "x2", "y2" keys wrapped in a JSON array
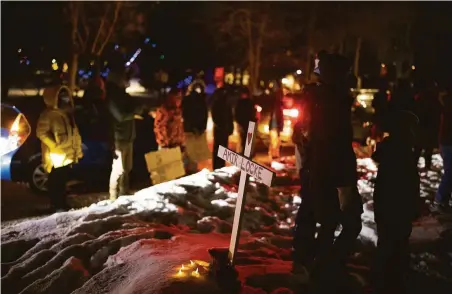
[
  {"x1": 292, "y1": 80, "x2": 316, "y2": 274},
  {"x1": 268, "y1": 80, "x2": 284, "y2": 159},
  {"x1": 307, "y1": 54, "x2": 363, "y2": 290},
  {"x1": 292, "y1": 52, "x2": 322, "y2": 276},
  {"x1": 414, "y1": 80, "x2": 441, "y2": 169},
  {"x1": 211, "y1": 86, "x2": 234, "y2": 169},
  {"x1": 106, "y1": 67, "x2": 141, "y2": 200},
  {"x1": 390, "y1": 79, "x2": 416, "y2": 113},
  {"x1": 372, "y1": 110, "x2": 420, "y2": 294},
  {"x1": 182, "y1": 82, "x2": 208, "y2": 173},
  {"x1": 235, "y1": 86, "x2": 256, "y2": 155},
  {"x1": 372, "y1": 78, "x2": 390, "y2": 137}
]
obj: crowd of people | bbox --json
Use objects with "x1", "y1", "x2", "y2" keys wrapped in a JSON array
[
  {"x1": 291, "y1": 51, "x2": 451, "y2": 293},
  {"x1": 34, "y1": 52, "x2": 450, "y2": 293},
  {"x1": 35, "y1": 62, "x2": 281, "y2": 212}
]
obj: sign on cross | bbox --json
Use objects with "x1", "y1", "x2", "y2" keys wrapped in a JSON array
[{"x1": 217, "y1": 121, "x2": 275, "y2": 265}]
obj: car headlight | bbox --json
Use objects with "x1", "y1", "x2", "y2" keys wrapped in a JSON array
[{"x1": 0, "y1": 113, "x2": 31, "y2": 156}]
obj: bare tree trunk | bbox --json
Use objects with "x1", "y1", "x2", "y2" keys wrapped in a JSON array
[
  {"x1": 97, "y1": 2, "x2": 122, "y2": 56},
  {"x1": 69, "y1": 3, "x2": 80, "y2": 93},
  {"x1": 353, "y1": 36, "x2": 362, "y2": 78},
  {"x1": 252, "y1": 15, "x2": 266, "y2": 94},
  {"x1": 69, "y1": 53, "x2": 79, "y2": 94},
  {"x1": 246, "y1": 12, "x2": 256, "y2": 92}
]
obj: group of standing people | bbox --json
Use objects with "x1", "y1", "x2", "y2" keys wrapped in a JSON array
[
  {"x1": 292, "y1": 50, "x2": 451, "y2": 293},
  {"x1": 36, "y1": 64, "x2": 141, "y2": 211},
  {"x1": 211, "y1": 85, "x2": 257, "y2": 169},
  {"x1": 373, "y1": 76, "x2": 452, "y2": 212}
]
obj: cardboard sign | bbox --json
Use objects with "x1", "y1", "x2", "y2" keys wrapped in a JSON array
[
  {"x1": 217, "y1": 121, "x2": 275, "y2": 265},
  {"x1": 145, "y1": 147, "x2": 185, "y2": 184}
]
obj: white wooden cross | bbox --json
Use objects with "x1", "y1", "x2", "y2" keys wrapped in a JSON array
[{"x1": 217, "y1": 121, "x2": 275, "y2": 265}]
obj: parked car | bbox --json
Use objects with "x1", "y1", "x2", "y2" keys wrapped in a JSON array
[
  {"x1": 1, "y1": 101, "x2": 111, "y2": 193},
  {"x1": 255, "y1": 92, "x2": 306, "y2": 147},
  {"x1": 1, "y1": 104, "x2": 32, "y2": 181}
]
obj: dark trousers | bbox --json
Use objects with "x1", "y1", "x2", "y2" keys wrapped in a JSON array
[
  {"x1": 293, "y1": 169, "x2": 316, "y2": 265},
  {"x1": 313, "y1": 188, "x2": 362, "y2": 273},
  {"x1": 109, "y1": 142, "x2": 134, "y2": 200},
  {"x1": 374, "y1": 219, "x2": 412, "y2": 294},
  {"x1": 213, "y1": 129, "x2": 229, "y2": 170},
  {"x1": 48, "y1": 165, "x2": 70, "y2": 209},
  {"x1": 414, "y1": 146, "x2": 433, "y2": 169}
]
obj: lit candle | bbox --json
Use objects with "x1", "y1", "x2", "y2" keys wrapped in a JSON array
[{"x1": 191, "y1": 267, "x2": 200, "y2": 278}]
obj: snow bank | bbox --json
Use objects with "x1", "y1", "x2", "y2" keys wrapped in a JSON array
[{"x1": 1, "y1": 155, "x2": 451, "y2": 293}]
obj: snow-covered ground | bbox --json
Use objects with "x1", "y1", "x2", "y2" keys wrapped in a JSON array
[{"x1": 1, "y1": 156, "x2": 452, "y2": 294}]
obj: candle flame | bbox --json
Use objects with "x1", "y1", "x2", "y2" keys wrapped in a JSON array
[
  {"x1": 178, "y1": 269, "x2": 182, "y2": 275},
  {"x1": 181, "y1": 264, "x2": 185, "y2": 270},
  {"x1": 190, "y1": 260, "x2": 194, "y2": 266},
  {"x1": 191, "y1": 267, "x2": 200, "y2": 278}
]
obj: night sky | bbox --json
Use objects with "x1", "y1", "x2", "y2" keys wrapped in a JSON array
[{"x1": 2, "y1": 1, "x2": 452, "y2": 81}]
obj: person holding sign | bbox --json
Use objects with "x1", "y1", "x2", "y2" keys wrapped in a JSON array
[{"x1": 182, "y1": 82, "x2": 209, "y2": 173}]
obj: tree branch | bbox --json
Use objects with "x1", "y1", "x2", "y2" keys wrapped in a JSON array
[
  {"x1": 91, "y1": 4, "x2": 111, "y2": 54},
  {"x1": 97, "y1": 2, "x2": 122, "y2": 56}
]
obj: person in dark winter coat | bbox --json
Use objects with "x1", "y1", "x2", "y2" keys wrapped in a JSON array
[
  {"x1": 435, "y1": 85, "x2": 452, "y2": 211},
  {"x1": 372, "y1": 110, "x2": 420, "y2": 294},
  {"x1": 308, "y1": 54, "x2": 362, "y2": 284},
  {"x1": 235, "y1": 86, "x2": 257, "y2": 155},
  {"x1": 211, "y1": 86, "x2": 234, "y2": 169},
  {"x1": 182, "y1": 82, "x2": 209, "y2": 172},
  {"x1": 414, "y1": 80, "x2": 441, "y2": 170},
  {"x1": 182, "y1": 82, "x2": 208, "y2": 135},
  {"x1": 390, "y1": 79, "x2": 416, "y2": 113},
  {"x1": 292, "y1": 61, "x2": 319, "y2": 274},
  {"x1": 268, "y1": 80, "x2": 285, "y2": 159},
  {"x1": 372, "y1": 77, "x2": 391, "y2": 137},
  {"x1": 106, "y1": 68, "x2": 142, "y2": 200}
]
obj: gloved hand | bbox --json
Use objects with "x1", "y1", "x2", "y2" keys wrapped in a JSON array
[{"x1": 337, "y1": 186, "x2": 362, "y2": 212}]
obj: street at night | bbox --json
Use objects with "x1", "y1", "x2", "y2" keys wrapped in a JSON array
[{"x1": 1, "y1": 1, "x2": 452, "y2": 294}]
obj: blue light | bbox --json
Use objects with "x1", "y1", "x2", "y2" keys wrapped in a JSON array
[
  {"x1": 152, "y1": 43, "x2": 156, "y2": 48},
  {"x1": 26, "y1": 60, "x2": 30, "y2": 65},
  {"x1": 144, "y1": 38, "x2": 150, "y2": 44},
  {"x1": 115, "y1": 44, "x2": 119, "y2": 50},
  {"x1": 125, "y1": 48, "x2": 143, "y2": 67},
  {"x1": 78, "y1": 70, "x2": 85, "y2": 75}
]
